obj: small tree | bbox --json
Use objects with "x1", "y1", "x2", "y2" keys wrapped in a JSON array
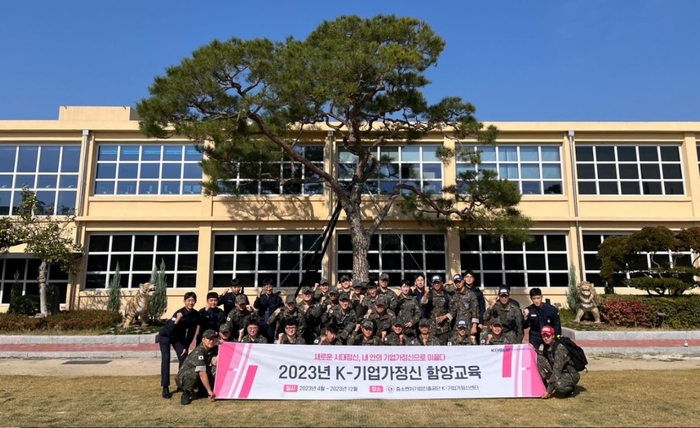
[
  {"x1": 148, "y1": 259, "x2": 168, "y2": 321},
  {"x1": 566, "y1": 264, "x2": 579, "y2": 314},
  {"x1": 8, "y1": 271, "x2": 22, "y2": 313},
  {"x1": 11, "y1": 189, "x2": 82, "y2": 315},
  {"x1": 107, "y1": 262, "x2": 122, "y2": 312},
  {"x1": 597, "y1": 226, "x2": 700, "y2": 296}
]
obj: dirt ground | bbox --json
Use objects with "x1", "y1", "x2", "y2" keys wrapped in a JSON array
[{"x1": 0, "y1": 353, "x2": 699, "y2": 377}]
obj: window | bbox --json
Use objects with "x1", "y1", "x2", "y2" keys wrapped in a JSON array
[
  {"x1": 337, "y1": 146, "x2": 443, "y2": 195},
  {"x1": 0, "y1": 258, "x2": 69, "y2": 305},
  {"x1": 93, "y1": 144, "x2": 202, "y2": 195},
  {"x1": 84, "y1": 233, "x2": 199, "y2": 289},
  {"x1": 222, "y1": 145, "x2": 325, "y2": 195},
  {"x1": 0, "y1": 144, "x2": 80, "y2": 215},
  {"x1": 582, "y1": 233, "x2": 693, "y2": 288},
  {"x1": 456, "y1": 145, "x2": 563, "y2": 195},
  {"x1": 460, "y1": 234, "x2": 570, "y2": 287},
  {"x1": 336, "y1": 233, "x2": 446, "y2": 281},
  {"x1": 212, "y1": 233, "x2": 323, "y2": 288},
  {"x1": 576, "y1": 145, "x2": 684, "y2": 195}
]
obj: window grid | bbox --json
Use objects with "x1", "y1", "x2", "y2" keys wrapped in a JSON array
[
  {"x1": 456, "y1": 145, "x2": 563, "y2": 195},
  {"x1": 212, "y1": 233, "x2": 324, "y2": 288},
  {"x1": 0, "y1": 258, "x2": 69, "y2": 305},
  {"x1": 336, "y1": 233, "x2": 447, "y2": 280},
  {"x1": 84, "y1": 234, "x2": 199, "y2": 289},
  {"x1": 460, "y1": 234, "x2": 570, "y2": 287},
  {"x1": 222, "y1": 145, "x2": 325, "y2": 196},
  {"x1": 575, "y1": 145, "x2": 684, "y2": 196},
  {"x1": 0, "y1": 144, "x2": 80, "y2": 215},
  {"x1": 337, "y1": 145, "x2": 443, "y2": 195},
  {"x1": 582, "y1": 233, "x2": 693, "y2": 288},
  {"x1": 93, "y1": 144, "x2": 203, "y2": 196}
]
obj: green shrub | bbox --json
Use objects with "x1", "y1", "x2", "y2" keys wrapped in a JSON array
[
  {"x1": 148, "y1": 259, "x2": 168, "y2": 321},
  {"x1": 107, "y1": 262, "x2": 122, "y2": 312},
  {"x1": 0, "y1": 310, "x2": 122, "y2": 332},
  {"x1": 601, "y1": 295, "x2": 700, "y2": 329},
  {"x1": 8, "y1": 295, "x2": 40, "y2": 316}
]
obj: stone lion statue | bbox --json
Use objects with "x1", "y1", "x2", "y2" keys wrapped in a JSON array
[
  {"x1": 574, "y1": 281, "x2": 601, "y2": 323},
  {"x1": 121, "y1": 282, "x2": 156, "y2": 329}
]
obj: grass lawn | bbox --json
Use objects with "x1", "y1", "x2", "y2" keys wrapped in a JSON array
[{"x1": 1, "y1": 370, "x2": 699, "y2": 426}]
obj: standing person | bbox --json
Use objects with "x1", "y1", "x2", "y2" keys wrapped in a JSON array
[
  {"x1": 378, "y1": 273, "x2": 396, "y2": 302},
  {"x1": 524, "y1": 287, "x2": 562, "y2": 351},
  {"x1": 175, "y1": 329, "x2": 219, "y2": 405},
  {"x1": 253, "y1": 280, "x2": 283, "y2": 341},
  {"x1": 484, "y1": 287, "x2": 524, "y2": 344},
  {"x1": 462, "y1": 270, "x2": 486, "y2": 342},
  {"x1": 537, "y1": 326, "x2": 580, "y2": 399},
  {"x1": 391, "y1": 279, "x2": 421, "y2": 337},
  {"x1": 410, "y1": 274, "x2": 429, "y2": 319},
  {"x1": 448, "y1": 274, "x2": 479, "y2": 340},
  {"x1": 420, "y1": 275, "x2": 452, "y2": 345},
  {"x1": 197, "y1": 292, "x2": 226, "y2": 346},
  {"x1": 218, "y1": 278, "x2": 246, "y2": 314},
  {"x1": 158, "y1": 292, "x2": 200, "y2": 399}
]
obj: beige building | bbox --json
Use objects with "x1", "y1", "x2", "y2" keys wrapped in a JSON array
[{"x1": 1, "y1": 106, "x2": 698, "y2": 314}]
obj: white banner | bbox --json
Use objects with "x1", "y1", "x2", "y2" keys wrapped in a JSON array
[{"x1": 214, "y1": 343, "x2": 545, "y2": 400}]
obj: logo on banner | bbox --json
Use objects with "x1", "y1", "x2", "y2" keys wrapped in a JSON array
[{"x1": 386, "y1": 385, "x2": 394, "y2": 393}]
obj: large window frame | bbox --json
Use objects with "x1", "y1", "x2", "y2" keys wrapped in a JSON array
[
  {"x1": 0, "y1": 258, "x2": 69, "y2": 305},
  {"x1": 0, "y1": 144, "x2": 81, "y2": 215},
  {"x1": 84, "y1": 233, "x2": 199, "y2": 289},
  {"x1": 337, "y1": 145, "x2": 443, "y2": 195},
  {"x1": 460, "y1": 234, "x2": 570, "y2": 288},
  {"x1": 456, "y1": 145, "x2": 564, "y2": 195},
  {"x1": 336, "y1": 232, "x2": 447, "y2": 281},
  {"x1": 575, "y1": 144, "x2": 684, "y2": 196},
  {"x1": 93, "y1": 143, "x2": 202, "y2": 196},
  {"x1": 212, "y1": 233, "x2": 324, "y2": 288}
]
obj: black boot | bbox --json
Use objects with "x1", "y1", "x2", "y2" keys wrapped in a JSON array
[
  {"x1": 180, "y1": 392, "x2": 191, "y2": 405},
  {"x1": 162, "y1": 387, "x2": 172, "y2": 399},
  {"x1": 566, "y1": 387, "x2": 577, "y2": 398}
]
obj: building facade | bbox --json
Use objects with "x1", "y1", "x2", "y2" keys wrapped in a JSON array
[{"x1": 1, "y1": 106, "x2": 699, "y2": 314}]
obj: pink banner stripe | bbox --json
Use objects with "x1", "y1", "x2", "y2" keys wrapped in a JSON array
[
  {"x1": 231, "y1": 343, "x2": 253, "y2": 397},
  {"x1": 525, "y1": 346, "x2": 546, "y2": 396},
  {"x1": 237, "y1": 365, "x2": 259, "y2": 399},
  {"x1": 501, "y1": 345, "x2": 513, "y2": 378},
  {"x1": 213, "y1": 343, "x2": 236, "y2": 395},
  {"x1": 513, "y1": 346, "x2": 521, "y2": 396},
  {"x1": 220, "y1": 343, "x2": 246, "y2": 397}
]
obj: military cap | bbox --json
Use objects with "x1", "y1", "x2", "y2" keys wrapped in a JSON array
[
  {"x1": 338, "y1": 292, "x2": 350, "y2": 301},
  {"x1": 419, "y1": 318, "x2": 430, "y2": 327},
  {"x1": 202, "y1": 329, "x2": 219, "y2": 340},
  {"x1": 285, "y1": 295, "x2": 296, "y2": 304},
  {"x1": 392, "y1": 318, "x2": 404, "y2": 326},
  {"x1": 361, "y1": 320, "x2": 374, "y2": 329},
  {"x1": 235, "y1": 294, "x2": 248, "y2": 304}
]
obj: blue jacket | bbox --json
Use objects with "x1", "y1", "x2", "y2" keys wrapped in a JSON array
[
  {"x1": 159, "y1": 307, "x2": 200, "y2": 348},
  {"x1": 254, "y1": 292, "x2": 283, "y2": 323},
  {"x1": 525, "y1": 302, "x2": 562, "y2": 336}
]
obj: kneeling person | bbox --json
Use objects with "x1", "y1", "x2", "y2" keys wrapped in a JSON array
[
  {"x1": 175, "y1": 329, "x2": 218, "y2": 405},
  {"x1": 240, "y1": 319, "x2": 269, "y2": 344},
  {"x1": 486, "y1": 319, "x2": 514, "y2": 345},
  {"x1": 447, "y1": 319, "x2": 475, "y2": 345},
  {"x1": 537, "y1": 325, "x2": 580, "y2": 399}
]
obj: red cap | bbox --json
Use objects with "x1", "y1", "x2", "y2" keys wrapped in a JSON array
[{"x1": 541, "y1": 325, "x2": 555, "y2": 336}]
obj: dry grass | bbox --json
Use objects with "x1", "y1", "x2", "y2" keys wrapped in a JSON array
[{"x1": 1, "y1": 370, "x2": 699, "y2": 427}]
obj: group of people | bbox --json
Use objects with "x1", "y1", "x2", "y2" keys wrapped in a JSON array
[{"x1": 157, "y1": 272, "x2": 580, "y2": 404}]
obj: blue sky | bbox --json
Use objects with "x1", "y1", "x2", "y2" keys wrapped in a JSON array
[{"x1": 1, "y1": 0, "x2": 699, "y2": 121}]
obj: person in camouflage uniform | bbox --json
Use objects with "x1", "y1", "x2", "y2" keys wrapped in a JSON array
[
  {"x1": 537, "y1": 325, "x2": 580, "y2": 399},
  {"x1": 218, "y1": 322, "x2": 235, "y2": 343},
  {"x1": 391, "y1": 280, "x2": 421, "y2": 337},
  {"x1": 240, "y1": 320, "x2": 269, "y2": 344},
  {"x1": 268, "y1": 295, "x2": 306, "y2": 339},
  {"x1": 350, "y1": 280, "x2": 366, "y2": 317},
  {"x1": 485, "y1": 319, "x2": 513, "y2": 345},
  {"x1": 361, "y1": 281, "x2": 380, "y2": 314},
  {"x1": 377, "y1": 273, "x2": 397, "y2": 304},
  {"x1": 349, "y1": 320, "x2": 381, "y2": 345},
  {"x1": 364, "y1": 296, "x2": 395, "y2": 340},
  {"x1": 337, "y1": 275, "x2": 353, "y2": 296},
  {"x1": 322, "y1": 293, "x2": 357, "y2": 344},
  {"x1": 447, "y1": 319, "x2": 475, "y2": 346},
  {"x1": 383, "y1": 318, "x2": 420, "y2": 346},
  {"x1": 317, "y1": 324, "x2": 343, "y2": 345},
  {"x1": 448, "y1": 274, "x2": 479, "y2": 339},
  {"x1": 278, "y1": 318, "x2": 306, "y2": 344},
  {"x1": 314, "y1": 279, "x2": 333, "y2": 304},
  {"x1": 417, "y1": 318, "x2": 441, "y2": 346},
  {"x1": 175, "y1": 329, "x2": 218, "y2": 405},
  {"x1": 298, "y1": 287, "x2": 323, "y2": 344},
  {"x1": 225, "y1": 294, "x2": 255, "y2": 341},
  {"x1": 420, "y1": 275, "x2": 452, "y2": 345},
  {"x1": 484, "y1": 287, "x2": 523, "y2": 343}
]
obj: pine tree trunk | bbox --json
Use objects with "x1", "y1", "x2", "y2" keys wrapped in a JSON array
[
  {"x1": 38, "y1": 260, "x2": 48, "y2": 316},
  {"x1": 346, "y1": 206, "x2": 370, "y2": 282}
]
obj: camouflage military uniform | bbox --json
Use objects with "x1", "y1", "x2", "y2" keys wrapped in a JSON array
[
  {"x1": 378, "y1": 288, "x2": 396, "y2": 303},
  {"x1": 240, "y1": 334, "x2": 268, "y2": 344},
  {"x1": 279, "y1": 335, "x2": 306, "y2": 344},
  {"x1": 383, "y1": 332, "x2": 420, "y2": 346},
  {"x1": 366, "y1": 309, "x2": 395, "y2": 337},
  {"x1": 225, "y1": 308, "x2": 254, "y2": 337},
  {"x1": 484, "y1": 302, "x2": 523, "y2": 343},
  {"x1": 391, "y1": 295, "x2": 421, "y2": 331},
  {"x1": 321, "y1": 305, "x2": 357, "y2": 344},
  {"x1": 268, "y1": 307, "x2": 306, "y2": 338},
  {"x1": 417, "y1": 334, "x2": 441, "y2": 346},
  {"x1": 361, "y1": 294, "x2": 380, "y2": 314},
  {"x1": 422, "y1": 289, "x2": 452, "y2": 345},
  {"x1": 446, "y1": 332, "x2": 473, "y2": 346},
  {"x1": 349, "y1": 334, "x2": 381, "y2": 346},
  {"x1": 537, "y1": 340, "x2": 580, "y2": 395},
  {"x1": 449, "y1": 288, "x2": 480, "y2": 327},
  {"x1": 175, "y1": 343, "x2": 215, "y2": 394},
  {"x1": 299, "y1": 300, "x2": 323, "y2": 344},
  {"x1": 488, "y1": 333, "x2": 513, "y2": 345}
]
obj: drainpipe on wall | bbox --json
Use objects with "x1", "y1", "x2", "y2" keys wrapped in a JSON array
[
  {"x1": 568, "y1": 130, "x2": 584, "y2": 281},
  {"x1": 68, "y1": 129, "x2": 90, "y2": 311}
]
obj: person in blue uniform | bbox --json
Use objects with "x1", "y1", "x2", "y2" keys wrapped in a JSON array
[
  {"x1": 524, "y1": 287, "x2": 562, "y2": 351},
  {"x1": 159, "y1": 292, "x2": 201, "y2": 399}
]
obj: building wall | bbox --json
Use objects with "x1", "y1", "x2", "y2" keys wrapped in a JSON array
[{"x1": 1, "y1": 107, "x2": 700, "y2": 314}]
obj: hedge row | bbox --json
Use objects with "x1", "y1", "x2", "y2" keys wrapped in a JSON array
[
  {"x1": 0, "y1": 310, "x2": 122, "y2": 332},
  {"x1": 600, "y1": 295, "x2": 700, "y2": 329}
]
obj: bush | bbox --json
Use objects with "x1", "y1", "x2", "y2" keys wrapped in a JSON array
[
  {"x1": 0, "y1": 310, "x2": 122, "y2": 332},
  {"x1": 8, "y1": 295, "x2": 40, "y2": 316},
  {"x1": 601, "y1": 295, "x2": 700, "y2": 329}
]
